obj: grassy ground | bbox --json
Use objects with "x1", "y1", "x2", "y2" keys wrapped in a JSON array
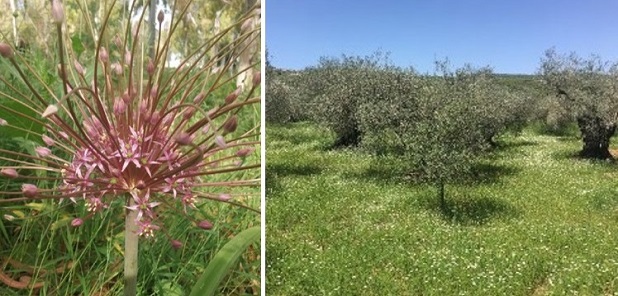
[{"x1": 266, "y1": 122, "x2": 618, "y2": 295}]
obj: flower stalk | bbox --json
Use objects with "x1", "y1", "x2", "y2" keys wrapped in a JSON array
[{"x1": 124, "y1": 195, "x2": 139, "y2": 296}]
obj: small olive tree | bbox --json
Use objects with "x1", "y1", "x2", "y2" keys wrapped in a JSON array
[{"x1": 540, "y1": 48, "x2": 618, "y2": 159}]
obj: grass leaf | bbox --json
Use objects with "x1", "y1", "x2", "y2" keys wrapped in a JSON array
[{"x1": 189, "y1": 226, "x2": 260, "y2": 296}]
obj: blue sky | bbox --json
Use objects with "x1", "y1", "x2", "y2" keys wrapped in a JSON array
[{"x1": 266, "y1": 0, "x2": 618, "y2": 74}]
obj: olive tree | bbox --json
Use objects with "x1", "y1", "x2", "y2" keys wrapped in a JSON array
[
  {"x1": 307, "y1": 52, "x2": 393, "y2": 146},
  {"x1": 358, "y1": 64, "x2": 506, "y2": 212},
  {"x1": 540, "y1": 48, "x2": 618, "y2": 159}
]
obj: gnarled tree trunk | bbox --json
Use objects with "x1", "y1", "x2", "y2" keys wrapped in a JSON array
[{"x1": 577, "y1": 115, "x2": 615, "y2": 159}]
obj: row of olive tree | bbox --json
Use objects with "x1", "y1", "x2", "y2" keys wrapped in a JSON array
[
  {"x1": 267, "y1": 53, "x2": 534, "y2": 211},
  {"x1": 266, "y1": 49, "x2": 618, "y2": 211}
]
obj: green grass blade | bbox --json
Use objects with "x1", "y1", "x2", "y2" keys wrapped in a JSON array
[{"x1": 189, "y1": 226, "x2": 260, "y2": 296}]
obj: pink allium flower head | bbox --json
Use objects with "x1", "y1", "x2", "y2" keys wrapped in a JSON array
[{"x1": 0, "y1": 0, "x2": 260, "y2": 240}]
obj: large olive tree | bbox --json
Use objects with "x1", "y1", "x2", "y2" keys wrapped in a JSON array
[
  {"x1": 540, "y1": 49, "x2": 618, "y2": 159},
  {"x1": 358, "y1": 64, "x2": 518, "y2": 212}
]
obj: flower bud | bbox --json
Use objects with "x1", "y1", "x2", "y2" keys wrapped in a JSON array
[
  {"x1": 111, "y1": 62, "x2": 123, "y2": 75},
  {"x1": 0, "y1": 118, "x2": 7, "y2": 126},
  {"x1": 35, "y1": 147, "x2": 52, "y2": 157},
  {"x1": 0, "y1": 43, "x2": 14, "y2": 59},
  {"x1": 252, "y1": 71, "x2": 261, "y2": 86},
  {"x1": 218, "y1": 193, "x2": 232, "y2": 201},
  {"x1": 114, "y1": 35, "x2": 123, "y2": 48},
  {"x1": 150, "y1": 85, "x2": 158, "y2": 99},
  {"x1": 222, "y1": 116, "x2": 238, "y2": 134},
  {"x1": 193, "y1": 92, "x2": 205, "y2": 105},
  {"x1": 71, "y1": 218, "x2": 83, "y2": 227},
  {"x1": 124, "y1": 50, "x2": 132, "y2": 65},
  {"x1": 214, "y1": 135, "x2": 227, "y2": 148},
  {"x1": 171, "y1": 240, "x2": 183, "y2": 250},
  {"x1": 201, "y1": 123, "x2": 211, "y2": 134},
  {"x1": 147, "y1": 59, "x2": 156, "y2": 76},
  {"x1": 74, "y1": 60, "x2": 85, "y2": 75},
  {"x1": 183, "y1": 107, "x2": 195, "y2": 120},
  {"x1": 149, "y1": 111, "x2": 161, "y2": 125},
  {"x1": 122, "y1": 91, "x2": 131, "y2": 103},
  {"x1": 225, "y1": 87, "x2": 241, "y2": 105},
  {"x1": 42, "y1": 135, "x2": 55, "y2": 146},
  {"x1": 157, "y1": 10, "x2": 164, "y2": 23},
  {"x1": 139, "y1": 99, "x2": 148, "y2": 114},
  {"x1": 197, "y1": 220, "x2": 213, "y2": 230},
  {"x1": 99, "y1": 47, "x2": 109, "y2": 63},
  {"x1": 207, "y1": 107, "x2": 217, "y2": 118},
  {"x1": 21, "y1": 184, "x2": 38, "y2": 197},
  {"x1": 113, "y1": 97, "x2": 127, "y2": 114},
  {"x1": 175, "y1": 132, "x2": 192, "y2": 146},
  {"x1": 51, "y1": 0, "x2": 65, "y2": 24},
  {"x1": 1, "y1": 168, "x2": 18, "y2": 178},
  {"x1": 3, "y1": 214, "x2": 15, "y2": 221},
  {"x1": 42, "y1": 105, "x2": 59, "y2": 118},
  {"x1": 236, "y1": 147, "x2": 255, "y2": 158}
]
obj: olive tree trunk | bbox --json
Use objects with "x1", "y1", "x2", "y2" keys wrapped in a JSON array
[{"x1": 577, "y1": 115, "x2": 615, "y2": 159}]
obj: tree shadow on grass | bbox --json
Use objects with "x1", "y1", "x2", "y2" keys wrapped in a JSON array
[
  {"x1": 461, "y1": 163, "x2": 521, "y2": 185},
  {"x1": 494, "y1": 139, "x2": 538, "y2": 151},
  {"x1": 343, "y1": 157, "x2": 521, "y2": 190},
  {"x1": 265, "y1": 169, "x2": 282, "y2": 197},
  {"x1": 266, "y1": 162, "x2": 323, "y2": 197},
  {"x1": 423, "y1": 194, "x2": 520, "y2": 226},
  {"x1": 344, "y1": 157, "x2": 410, "y2": 186},
  {"x1": 551, "y1": 148, "x2": 616, "y2": 164},
  {"x1": 268, "y1": 162, "x2": 323, "y2": 177}
]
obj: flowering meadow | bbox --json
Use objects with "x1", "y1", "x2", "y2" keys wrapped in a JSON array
[{"x1": 266, "y1": 122, "x2": 618, "y2": 295}]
